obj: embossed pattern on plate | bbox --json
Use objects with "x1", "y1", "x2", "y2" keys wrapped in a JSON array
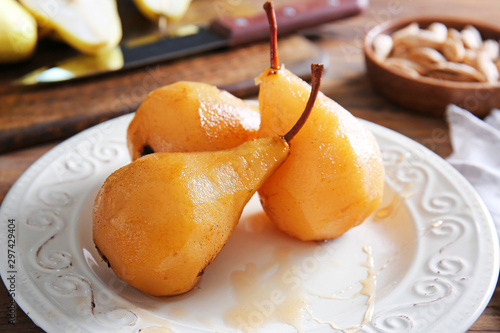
[{"x1": 0, "y1": 114, "x2": 498, "y2": 333}]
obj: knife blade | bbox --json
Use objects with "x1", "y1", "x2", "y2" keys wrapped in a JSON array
[{"x1": 13, "y1": 0, "x2": 368, "y2": 86}]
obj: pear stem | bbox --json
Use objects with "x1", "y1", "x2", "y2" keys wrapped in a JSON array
[
  {"x1": 283, "y1": 64, "x2": 324, "y2": 143},
  {"x1": 263, "y1": 1, "x2": 279, "y2": 71}
]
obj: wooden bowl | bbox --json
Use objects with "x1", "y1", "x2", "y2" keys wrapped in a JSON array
[{"x1": 363, "y1": 17, "x2": 500, "y2": 117}]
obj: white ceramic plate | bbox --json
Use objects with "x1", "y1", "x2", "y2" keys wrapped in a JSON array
[{"x1": 1, "y1": 114, "x2": 498, "y2": 333}]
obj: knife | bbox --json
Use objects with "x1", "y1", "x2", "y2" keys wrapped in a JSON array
[{"x1": 14, "y1": 0, "x2": 368, "y2": 86}]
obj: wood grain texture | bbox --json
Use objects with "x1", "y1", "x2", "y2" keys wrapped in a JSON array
[
  {"x1": 0, "y1": 35, "x2": 323, "y2": 153},
  {"x1": 1, "y1": 0, "x2": 499, "y2": 332}
]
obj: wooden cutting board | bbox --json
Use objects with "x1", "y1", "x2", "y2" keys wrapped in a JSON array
[{"x1": 0, "y1": 35, "x2": 326, "y2": 154}]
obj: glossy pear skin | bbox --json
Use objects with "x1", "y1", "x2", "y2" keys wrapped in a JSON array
[
  {"x1": 93, "y1": 136, "x2": 289, "y2": 296},
  {"x1": 257, "y1": 66, "x2": 385, "y2": 241},
  {"x1": 127, "y1": 81, "x2": 260, "y2": 161}
]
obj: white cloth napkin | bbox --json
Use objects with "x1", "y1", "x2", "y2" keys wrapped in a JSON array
[{"x1": 445, "y1": 104, "x2": 500, "y2": 241}]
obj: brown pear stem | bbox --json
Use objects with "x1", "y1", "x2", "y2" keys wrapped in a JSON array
[
  {"x1": 283, "y1": 64, "x2": 324, "y2": 143},
  {"x1": 263, "y1": 1, "x2": 279, "y2": 71}
]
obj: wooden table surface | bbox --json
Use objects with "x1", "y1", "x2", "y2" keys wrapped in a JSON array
[{"x1": 1, "y1": 0, "x2": 499, "y2": 331}]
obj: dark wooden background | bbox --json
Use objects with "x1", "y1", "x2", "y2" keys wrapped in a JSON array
[{"x1": 1, "y1": 0, "x2": 499, "y2": 331}]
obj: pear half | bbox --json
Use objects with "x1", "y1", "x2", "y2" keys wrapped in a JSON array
[
  {"x1": 20, "y1": 0, "x2": 122, "y2": 55},
  {"x1": 256, "y1": 1, "x2": 385, "y2": 241}
]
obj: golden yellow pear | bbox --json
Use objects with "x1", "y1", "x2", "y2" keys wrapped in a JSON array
[
  {"x1": 0, "y1": 0, "x2": 37, "y2": 63},
  {"x1": 93, "y1": 65, "x2": 324, "y2": 296},
  {"x1": 127, "y1": 81, "x2": 260, "y2": 161},
  {"x1": 256, "y1": 2, "x2": 384, "y2": 241}
]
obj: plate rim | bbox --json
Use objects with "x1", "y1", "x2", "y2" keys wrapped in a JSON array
[{"x1": 0, "y1": 113, "x2": 498, "y2": 332}]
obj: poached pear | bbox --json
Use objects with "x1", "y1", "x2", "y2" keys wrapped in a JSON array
[
  {"x1": 127, "y1": 81, "x2": 260, "y2": 161},
  {"x1": 133, "y1": 0, "x2": 191, "y2": 23},
  {"x1": 256, "y1": 2, "x2": 385, "y2": 241},
  {"x1": 93, "y1": 64, "x2": 324, "y2": 296},
  {"x1": 0, "y1": 0, "x2": 37, "y2": 63}
]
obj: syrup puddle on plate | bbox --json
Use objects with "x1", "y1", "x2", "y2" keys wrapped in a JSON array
[{"x1": 79, "y1": 180, "x2": 417, "y2": 332}]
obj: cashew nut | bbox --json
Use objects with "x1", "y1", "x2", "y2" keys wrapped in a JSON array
[
  {"x1": 373, "y1": 34, "x2": 393, "y2": 61},
  {"x1": 427, "y1": 62, "x2": 485, "y2": 82},
  {"x1": 408, "y1": 47, "x2": 447, "y2": 67},
  {"x1": 385, "y1": 57, "x2": 425, "y2": 78}
]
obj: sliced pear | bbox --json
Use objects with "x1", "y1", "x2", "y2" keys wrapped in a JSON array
[
  {"x1": 256, "y1": 2, "x2": 385, "y2": 241},
  {"x1": 0, "y1": 0, "x2": 37, "y2": 63},
  {"x1": 20, "y1": 0, "x2": 122, "y2": 55},
  {"x1": 133, "y1": 0, "x2": 192, "y2": 22}
]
